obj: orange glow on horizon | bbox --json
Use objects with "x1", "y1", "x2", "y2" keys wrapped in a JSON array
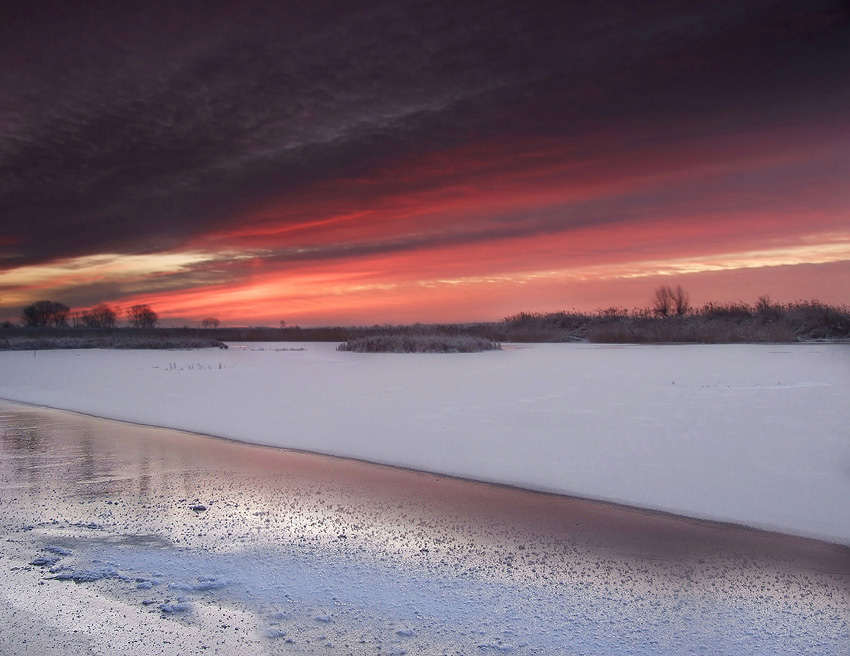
[{"x1": 114, "y1": 226, "x2": 850, "y2": 326}]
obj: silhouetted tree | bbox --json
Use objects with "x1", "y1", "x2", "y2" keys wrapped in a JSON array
[
  {"x1": 22, "y1": 300, "x2": 70, "y2": 327},
  {"x1": 671, "y1": 285, "x2": 690, "y2": 316},
  {"x1": 81, "y1": 304, "x2": 117, "y2": 329},
  {"x1": 127, "y1": 304, "x2": 158, "y2": 328},
  {"x1": 200, "y1": 317, "x2": 220, "y2": 329},
  {"x1": 652, "y1": 286, "x2": 673, "y2": 317},
  {"x1": 653, "y1": 285, "x2": 689, "y2": 317}
]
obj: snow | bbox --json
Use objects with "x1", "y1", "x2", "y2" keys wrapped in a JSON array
[
  {"x1": 1, "y1": 342, "x2": 848, "y2": 544},
  {"x1": 0, "y1": 392, "x2": 847, "y2": 655},
  {"x1": 14, "y1": 526, "x2": 845, "y2": 655}
]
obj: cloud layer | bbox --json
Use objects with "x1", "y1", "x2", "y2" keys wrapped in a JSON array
[{"x1": 2, "y1": 0, "x2": 849, "y2": 323}]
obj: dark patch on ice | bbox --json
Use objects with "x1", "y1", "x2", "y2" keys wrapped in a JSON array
[
  {"x1": 265, "y1": 628, "x2": 288, "y2": 639},
  {"x1": 160, "y1": 599, "x2": 191, "y2": 613},
  {"x1": 171, "y1": 576, "x2": 227, "y2": 592},
  {"x1": 51, "y1": 565, "x2": 126, "y2": 583},
  {"x1": 72, "y1": 521, "x2": 103, "y2": 530},
  {"x1": 191, "y1": 577, "x2": 226, "y2": 591},
  {"x1": 477, "y1": 644, "x2": 516, "y2": 652},
  {"x1": 109, "y1": 533, "x2": 173, "y2": 548},
  {"x1": 190, "y1": 504, "x2": 207, "y2": 512},
  {"x1": 30, "y1": 545, "x2": 72, "y2": 567},
  {"x1": 29, "y1": 555, "x2": 60, "y2": 567}
]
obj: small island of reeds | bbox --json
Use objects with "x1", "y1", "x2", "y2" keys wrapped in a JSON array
[{"x1": 337, "y1": 332, "x2": 500, "y2": 353}]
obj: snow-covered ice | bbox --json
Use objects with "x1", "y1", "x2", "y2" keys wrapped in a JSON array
[
  {"x1": 1, "y1": 400, "x2": 847, "y2": 655},
  {"x1": 0, "y1": 342, "x2": 848, "y2": 544}
]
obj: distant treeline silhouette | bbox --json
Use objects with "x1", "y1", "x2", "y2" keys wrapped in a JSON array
[
  {"x1": 3, "y1": 290, "x2": 848, "y2": 349},
  {"x1": 500, "y1": 297, "x2": 849, "y2": 343},
  {"x1": 13, "y1": 300, "x2": 158, "y2": 329}
]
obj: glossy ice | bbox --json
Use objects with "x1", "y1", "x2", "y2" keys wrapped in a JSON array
[{"x1": 1, "y1": 400, "x2": 848, "y2": 655}]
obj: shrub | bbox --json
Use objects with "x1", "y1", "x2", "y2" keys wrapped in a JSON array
[
  {"x1": 698, "y1": 301, "x2": 753, "y2": 321},
  {"x1": 337, "y1": 333, "x2": 500, "y2": 353},
  {"x1": 22, "y1": 300, "x2": 70, "y2": 327},
  {"x1": 127, "y1": 304, "x2": 158, "y2": 329},
  {"x1": 80, "y1": 304, "x2": 117, "y2": 329},
  {"x1": 786, "y1": 301, "x2": 850, "y2": 340},
  {"x1": 501, "y1": 311, "x2": 590, "y2": 342}
]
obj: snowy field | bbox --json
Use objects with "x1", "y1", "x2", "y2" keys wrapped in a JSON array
[{"x1": 1, "y1": 342, "x2": 848, "y2": 545}]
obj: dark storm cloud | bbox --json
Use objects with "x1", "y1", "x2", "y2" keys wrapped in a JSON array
[
  {"x1": 245, "y1": 153, "x2": 846, "y2": 268},
  {"x1": 1, "y1": 0, "x2": 848, "y2": 268}
]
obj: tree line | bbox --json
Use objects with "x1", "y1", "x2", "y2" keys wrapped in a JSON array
[
  {"x1": 501, "y1": 286, "x2": 849, "y2": 343},
  {"x1": 19, "y1": 300, "x2": 159, "y2": 329},
  {"x1": 8, "y1": 286, "x2": 848, "y2": 344}
]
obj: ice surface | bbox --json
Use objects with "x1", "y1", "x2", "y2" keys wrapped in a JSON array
[
  {"x1": 0, "y1": 402, "x2": 847, "y2": 655},
  {"x1": 1, "y1": 342, "x2": 848, "y2": 543}
]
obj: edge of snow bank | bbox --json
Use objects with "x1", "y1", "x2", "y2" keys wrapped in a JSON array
[{"x1": 1, "y1": 342, "x2": 848, "y2": 545}]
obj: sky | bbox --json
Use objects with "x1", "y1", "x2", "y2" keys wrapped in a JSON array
[{"x1": 1, "y1": 0, "x2": 849, "y2": 327}]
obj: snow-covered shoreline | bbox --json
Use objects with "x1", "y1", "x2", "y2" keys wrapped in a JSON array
[
  {"x1": 3, "y1": 398, "x2": 847, "y2": 655},
  {"x1": 1, "y1": 342, "x2": 848, "y2": 545}
]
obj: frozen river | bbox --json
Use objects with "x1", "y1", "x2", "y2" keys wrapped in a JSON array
[
  {"x1": 1, "y1": 342, "x2": 849, "y2": 544},
  {"x1": 1, "y1": 400, "x2": 848, "y2": 655}
]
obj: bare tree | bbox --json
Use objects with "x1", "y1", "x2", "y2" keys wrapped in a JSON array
[
  {"x1": 200, "y1": 317, "x2": 220, "y2": 329},
  {"x1": 127, "y1": 304, "x2": 158, "y2": 328},
  {"x1": 81, "y1": 304, "x2": 117, "y2": 329},
  {"x1": 653, "y1": 285, "x2": 689, "y2": 317},
  {"x1": 22, "y1": 300, "x2": 70, "y2": 327},
  {"x1": 652, "y1": 286, "x2": 673, "y2": 317},
  {"x1": 671, "y1": 285, "x2": 690, "y2": 316}
]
